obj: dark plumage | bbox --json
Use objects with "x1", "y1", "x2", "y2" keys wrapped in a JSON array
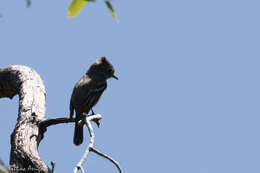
[{"x1": 70, "y1": 56, "x2": 118, "y2": 145}]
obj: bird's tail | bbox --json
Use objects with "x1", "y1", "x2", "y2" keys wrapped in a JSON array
[{"x1": 73, "y1": 121, "x2": 83, "y2": 145}]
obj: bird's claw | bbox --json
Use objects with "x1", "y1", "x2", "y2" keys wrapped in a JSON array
[
  {"x1": 91, "y1": 109, "x2": 95, "y2": 115},
  {"x1": 93, "y1": 119, "x2": 101, "y2": 128}
]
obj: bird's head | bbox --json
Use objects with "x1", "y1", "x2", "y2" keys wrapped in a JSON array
[{"x1": 88, "y1": 56, "x2": 118, "y2": 80}]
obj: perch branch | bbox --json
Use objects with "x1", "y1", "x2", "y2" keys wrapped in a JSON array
[
  {"x1": 73, "y1": 113, "x2": 122, "y2": 173},
  {"x1": 38, "y1": 115, "x2": 98, "y2": 139},
  {"x1": 39, "y1": 113, "x2": 101, "y2": 130},
  {"x1": 40, "y1": 117, "x2": 75, "y2": 127},
  {"x1": 39, "y1": 117, "x2": 76, "y2": 136},
  {"x1": 73, "y1": 114, "x2": 101, "y2": 173}
]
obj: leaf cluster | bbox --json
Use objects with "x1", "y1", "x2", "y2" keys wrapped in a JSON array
[{"x1": 67, "y1": 0, "x2": 118, "y2": 22}]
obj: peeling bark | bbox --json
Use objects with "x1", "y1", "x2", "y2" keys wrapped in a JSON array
[{"x1": 0, "y1": 65, "x2": 49, "y2": 173}]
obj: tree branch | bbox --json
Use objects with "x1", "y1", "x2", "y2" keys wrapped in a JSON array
[
  {"x1": 90, "y1": 148, "x2": 122, "y2": 173},
  {"x1": 38, "y1": 115, "x2": 99, "y2": 139},
  {"x1": 39, "y1": 117, "x2": 75, "y2": 137},
  {"x1": 74, "y1": 114, "x2": 101, "y2": 173},
  {"x1": 73, "y1": 113, "x2": 122, "y2": 173},
  {"x1": 0, "y1": 65, "x2": 49, "y2": 173}
]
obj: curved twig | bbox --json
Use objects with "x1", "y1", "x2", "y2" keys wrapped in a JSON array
[
  {"x1": 73, "y1": 113, "x2": 122, "y2": 173},
  {"x1": 73, "y1": 114, "x2": 101, "y2": 173},
  {"x1": 90, "y1": 148, "x2": 122, "y2": 173}
]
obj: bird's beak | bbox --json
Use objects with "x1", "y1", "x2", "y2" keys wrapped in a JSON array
[{"x1": 112, "y1": 74, "x2": 119, "y2": 80}]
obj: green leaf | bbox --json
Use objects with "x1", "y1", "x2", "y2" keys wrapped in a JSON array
[
  {"x1": 67, "y1": 0, "x2": 88, "y2": 18},
  {"x1": 105, "y1": 1, "x2": 119, "y2": 22}
]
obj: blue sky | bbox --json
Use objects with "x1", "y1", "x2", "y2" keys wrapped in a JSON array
[{"x1": 1, "y1": 0, "x2": 260, "y2": 172}]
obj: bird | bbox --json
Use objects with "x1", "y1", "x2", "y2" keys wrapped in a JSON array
[{"x1": 69, "y1": 56, "x2": 118, "y2": 146}]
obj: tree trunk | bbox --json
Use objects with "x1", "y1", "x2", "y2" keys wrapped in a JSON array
[{"x1": 0, "y1": 65, "x2": 49, "y2": 173}]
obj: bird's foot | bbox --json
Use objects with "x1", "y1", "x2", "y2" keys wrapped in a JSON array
[
  {"x1": 93, "y1": 119, "x2": 101, "y2": 128},
  {"x1": 90, "y1": 109, "x2": 100, "y2": 127},
  {"x1": 91, "y1": 109, "x2": 95, "y2": 115}
]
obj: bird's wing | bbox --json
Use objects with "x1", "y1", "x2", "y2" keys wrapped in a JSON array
[{"x1": 81, "y1": 82, "x2": 107, "y2": 113}]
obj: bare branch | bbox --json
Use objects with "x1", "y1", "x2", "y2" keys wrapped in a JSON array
[
  {"x1": 38, "y1": 115, "x2": 99, "y2": 140},
  {"x1": 73, "y1": 113, "x2": 122, "y2": 173},
  {"x1": 40, "y1": 117, "x2": 75, "y2": 127},
  {"x1": 73, "y1": 114, "x2": 101, "y2": 173},
  {"x1": 38, "y1": 117, "x2": 75, "y2": 140},
  {"x1": 39, "y1": 113, "x2": 101, "y2": 130},
  {"x1": 90, "y1": 148, "x2": 122, "y2": 173}
]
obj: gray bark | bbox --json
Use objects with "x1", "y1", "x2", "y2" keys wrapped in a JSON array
[{"x1": 0, "y1": 65, "x2": 49, "y2": 173}]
